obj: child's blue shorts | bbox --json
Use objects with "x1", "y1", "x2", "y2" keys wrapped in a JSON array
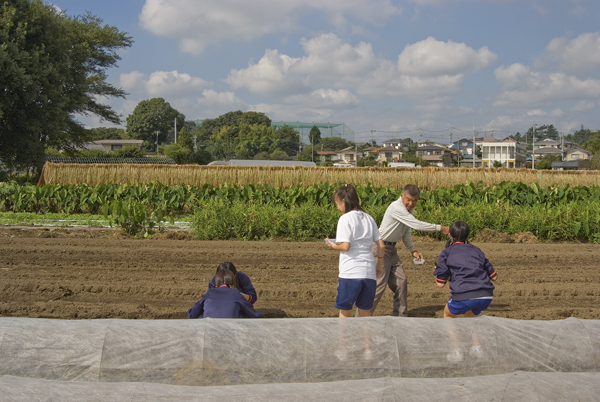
[
  {"x1": 335, "y1": 278, "x2": 376, "y2": 311},
  {"x1": 447, "y1": 297, "x2": 492, "y2": 316}
]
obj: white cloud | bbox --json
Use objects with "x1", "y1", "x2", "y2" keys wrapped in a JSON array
[
  {"x1": 494, "y1": 64, "x2": 600, "y2": 106},
  {"x1": 284, "y1": 89, "x2": 360, "y2": 109},
  {"x1": 228, "y1": 34, "x2": 494, "y2": 99},
  {"x1": 248, "y1": 103, "x2": 334, "y2": 122},
  {"x1": 226, "y1": 49, "x2": 306, "y2": 96},
  {"x1": 527, "y1": 109, "x2": 546, "y2": 117},
  {"x1": 146, "y1": 71, "x2": 212, "y2": 97},
  {"x1": 119, "y1": 71, "x2": 148, "y2": 91},
  {"x1": 571, "y1": 101, "x2": 595, "y2": 113},
  {"x1": 295, "y1": 34, "x2": 379, "y2": 81},
  {"x1": 139, "y1": 0, "x2": 401, "y2": 55},
  {"x1": 397, "y1": 37, "x2": 497, "y2": 77},
  {"x1": 357, "y1": 59, "x2": 465, "y2": 97},
  {"x1": 549, "y1": 109, "x2": 564, "y2": 117},
  {"x1": 119, "y1": 70, "x2": 212, "y2": 98},
  {"x1": 546, "y1": 32, "x2": 600, "y2": 73},
  {"x1": 197, "y1": 89, "x2": 246, "y2": 109}
]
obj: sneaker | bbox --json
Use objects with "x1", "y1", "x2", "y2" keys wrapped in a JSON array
[
  {"x1": 470, "y1": 346, "x2": 484, "y2": 359},
  {"x1": 446, "y1": 349, "x2": 463, "y2": 362}
]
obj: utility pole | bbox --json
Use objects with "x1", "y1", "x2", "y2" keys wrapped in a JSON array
[
  {"x1": 561, "y1": 131, "x2": 564, "y2": 161},
  {"x1": 370, "y1": 129, "x2": 376, "y2": 146},
  {"x1": 174, "y1": 118, "x2": 177, "y2": 143},
  {"x1": 155, "y1": 131, "x2": 160, "y2": 156},
  {"x1": 532, "y1": 124, "x2": 536, "y2": 169},
  {"x1": 473, "y1": 124, "x2": 476, "y2": 168}
]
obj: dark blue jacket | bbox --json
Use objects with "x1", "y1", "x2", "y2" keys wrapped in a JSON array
[
  {"x1": 188, "y1": 286, "x2": 264, "y2": 319},
  {"x1": 208, "y1": 271, "x2": 257, "y2": 304},
  {"x1": 434, "y1": 242, "x2": 497, "y2": 301}
]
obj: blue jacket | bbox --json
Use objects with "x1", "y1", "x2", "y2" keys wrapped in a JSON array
[
  {"x1": 188, "y1": 286, "x2": 264, "y2": 319},
  {"x1": 208, "y1": 271, "x2": 257, "y2": 304},
  {"x1": 434, "y1": 242, "x2": 497, "y2": 301}
]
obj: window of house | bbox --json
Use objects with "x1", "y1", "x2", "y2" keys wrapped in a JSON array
[
  {"x1": 111, "y1": 144, "x2": 122, "y2": 150},
  {"x1": 385, "y1": 152, "x2": 392, "y2": 158},
  {"x1": 571, "y1": 154, "x2": 579, "y2": 160}
]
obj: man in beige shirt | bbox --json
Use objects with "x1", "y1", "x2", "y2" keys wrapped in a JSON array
[{"x1": 371, "y1": 184, "x2": 449, "y2": 317}]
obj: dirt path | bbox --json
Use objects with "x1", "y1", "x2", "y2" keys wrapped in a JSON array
[{"x1": 1, "y1": 227, "x2": 598, "y2": 320}]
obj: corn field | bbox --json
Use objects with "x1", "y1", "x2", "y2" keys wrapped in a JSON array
[{"x1": 38, "y1": 162, "x2": 600, "y2": 190}]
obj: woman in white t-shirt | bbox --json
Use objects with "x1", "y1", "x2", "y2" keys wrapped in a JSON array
[{"x1": 326, "y1": 184, "x2": 385, "y2": 317}]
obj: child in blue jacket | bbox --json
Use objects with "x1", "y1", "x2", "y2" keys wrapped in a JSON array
[
  {"x1": 434, "y1": 221, "x2": 498, "y2": 361},
  {"x1": 188, "y1": 269, "x2": 263, "y2": 319},
  {"x1": 207, "y1": 261, "x2": 257, "y2": 304}
]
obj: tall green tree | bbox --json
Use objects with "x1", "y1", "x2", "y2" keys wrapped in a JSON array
[
  {"x1": 0, "y1": 0, "x2": 133, "y2": 170},
  {"x1": 126, "y1": 98, "x2": 185, "y2": 150},
  {"x1": 309, "y1": 125, "x2": 321, "y2": 146},
  {"x1": 88, "y1": 127, "x2": 127, "y2": 140},
  {"x1": 194, "y1": 110, "x2": 271, "y2": 146},
  {"x1": 318, "y1": 136, "x2": 350, "y2": 151}
]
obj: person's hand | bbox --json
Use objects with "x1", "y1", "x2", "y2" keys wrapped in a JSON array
[
  {"x1": 241, "y1": 293, "x2": 251, "y2": 302},
  {"x1": 440, "y1": 225, "x2": 450, "y2": 236},
  {"x1": 376, "y1": 258, "x2": 383, "y2": 276},
  {"x1": 412, "y1": 251, "x2": 423, "y2": 260},
  {"x1": 325, "y1": 238, "x2": 333, "y2": 248}
]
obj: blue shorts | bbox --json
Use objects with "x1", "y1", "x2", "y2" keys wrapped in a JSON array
[
  {"x1": 335, "y1": 278, "x2": 376, "y2": 311},
  {"x1": 447, "y1": 297, "x2": 492, "y2": 316}
]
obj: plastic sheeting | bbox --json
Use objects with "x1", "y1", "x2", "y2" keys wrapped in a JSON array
[
  {"x1": 2, "y1": 371, "x2": 600, "y2": 402},
  {"x1": 1, "y1": 316, "x2": 599, "y2": 399}
]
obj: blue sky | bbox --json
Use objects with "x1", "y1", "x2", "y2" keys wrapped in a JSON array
[{"x1": 50, "y1": 0, "x2": 600, "y2": 144}]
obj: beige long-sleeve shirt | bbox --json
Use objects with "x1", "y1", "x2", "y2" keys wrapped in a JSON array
[{"x1": 378, "y1": 199, "x2": 441, "y2": 253}]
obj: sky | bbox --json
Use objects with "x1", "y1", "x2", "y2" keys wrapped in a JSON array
[{"x1": 50, "y1": 0, "x2": 600, "y2": 145}]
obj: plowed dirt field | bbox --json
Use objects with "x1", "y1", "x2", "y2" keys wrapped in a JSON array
[{"x1": 1, "y1": 227, "x2": 599, "y2": 320}]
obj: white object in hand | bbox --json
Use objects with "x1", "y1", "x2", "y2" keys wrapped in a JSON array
[
  {"x1": 413, "y1": 258, "x2": 425, "y2": 265},
  {"x1": 326, "y1": 238, "x2": 336, "y2": 245}
]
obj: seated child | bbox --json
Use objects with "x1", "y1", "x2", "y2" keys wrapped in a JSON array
[
  {"x1": 188, "y1": 269, "x2": 263, "y2": 319},
  {"x1": 207, "y1": 261, "x2": 257, "y2": 304},
  {"x1": 434, "y1": 221, "x2": 498, "y2": 361}
]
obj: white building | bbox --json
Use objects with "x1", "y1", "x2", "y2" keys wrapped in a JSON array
[{"x1": 480, "y1": 137, "x2": 527, "y2": 168}]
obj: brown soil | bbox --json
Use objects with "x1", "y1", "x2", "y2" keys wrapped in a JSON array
[{"x1": 1, "y1": 226, "x2": 599, "y2": 320}]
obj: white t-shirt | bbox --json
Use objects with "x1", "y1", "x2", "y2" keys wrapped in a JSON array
[{"x1": 335, "y1": 210, "x2": 381, "y2": 280}]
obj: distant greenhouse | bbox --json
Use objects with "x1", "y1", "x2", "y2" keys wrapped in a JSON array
[
  {"x1": 271, "y1": 122, "x2": 355, "y2": 145},
  {"x1": 46, "y1": 156, "x2": 176, "y2": 165},
  {"x1": 208, "y1": 159, "x2": 316, "y2": 167}
]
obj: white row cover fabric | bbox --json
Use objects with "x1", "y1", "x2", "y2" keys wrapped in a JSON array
[
  {"x1": 0, "y1": 316, "x2": 599, "y2": 386},
  {"x1": 2, "y1": 372, "x2": 600, "y2": 401}
]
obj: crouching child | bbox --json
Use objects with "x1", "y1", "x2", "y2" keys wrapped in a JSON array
[{"x1": 188, "y1": 269, "x2": 263, "y2": 319}]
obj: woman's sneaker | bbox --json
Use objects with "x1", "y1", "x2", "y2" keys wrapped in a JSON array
[{"x1": 446, "y1": 349, "x2": 463, "y2": 362}]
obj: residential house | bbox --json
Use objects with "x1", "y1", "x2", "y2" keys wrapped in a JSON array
[
  {"x1": 417, "y1": 139, "x2": 445, "y2": 148},
  {"x1": 336, "y1": 146, "x2": 357, "y2": 164},
  {"x1": 533, "y1": 138, "x2": 574, "y2": 151},
  {"x1": 480, "y1": 137, "x2": 527, "y2": 168},
  {"x1": 565, "y1": 147, "x2": 591, "y2": 162},
  {"x1": 416, "y1": 145, "x2": 452, "y2": 167},
  {"x1": 382, "y1": 138, "x2": 411, "y2": 151},
  {"x1": 358, "y1": 146, "x2": 381, "y2": 161},
  {"x1": 449, "y1": 138, "x2": 476, "y2": 167},
  {"x1": 376, "y1": 146, "x2": 403, "y2": 163},
  {"x1": 82, "y1": 139, "x2": 144, "y2": 152},
  {"x1": 316, "y1": 151, "x2": 339, "y2": 164}
]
